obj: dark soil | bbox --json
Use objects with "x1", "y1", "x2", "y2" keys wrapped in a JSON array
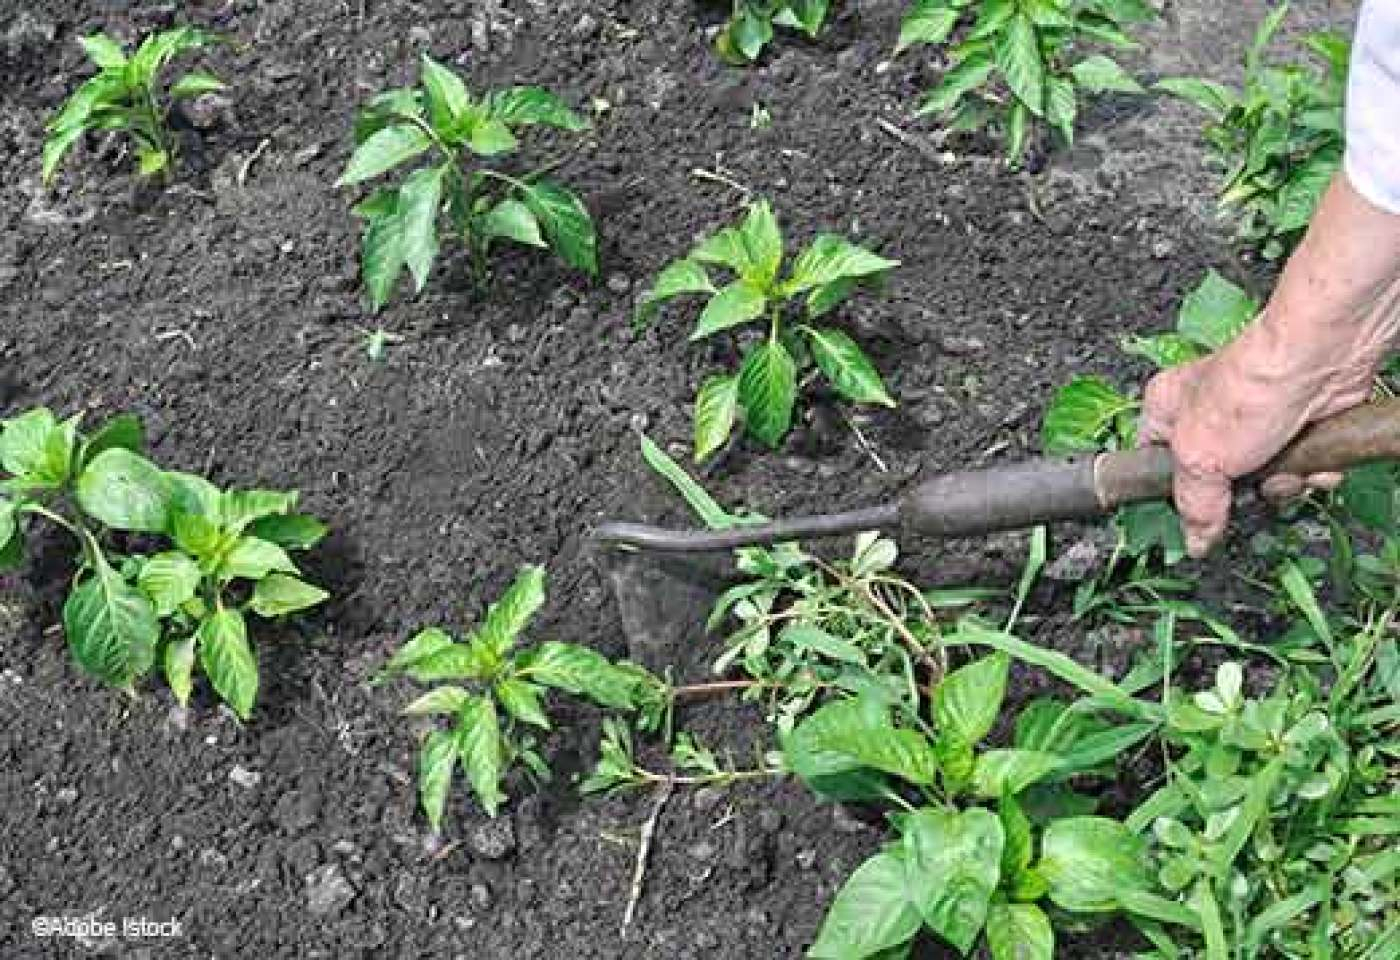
[{"x1": 0, "y1": 1, "x2": 1352, "y2": 957}]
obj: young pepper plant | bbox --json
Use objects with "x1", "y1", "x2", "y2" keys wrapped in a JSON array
[
  {"x1": 896, "y1": 0, "x2": 1154, "y2": 163},
  {"x1": 637, "y1": 199, "x2": 899, "y2": 460},
  {"x1": 43, "y1": 27, "x2": 225, "y2": 184},
  {"x1": 339, "y1": 54, "x2": 598, "y2": 311},
  {"x1": 377, "y1": 565, "x2": 665, "y2": 830},
  {"x1": 714, "y1": 0, "x2": 832, "y2": 64},
  {"x1": 1157, "y1": 4, "x2": 1347, "y2": 259},
  {"x1": 0, "y1": 408, "x2": 328, "y2": 719},
  {"x1": 792, "y1": 651, "x2": 1169, "y2": 959}
]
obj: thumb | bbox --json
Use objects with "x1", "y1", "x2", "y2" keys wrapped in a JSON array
[{"x1": 1173, "y1": 457, "x2": 1232, "y2": 558}]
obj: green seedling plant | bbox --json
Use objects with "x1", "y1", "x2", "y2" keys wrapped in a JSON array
[
  {"x1": 1158, "y1": 4, "x2": 1347, "y2": 259},
  {"x1": 0, "y1": 408, "x2": 329, "y2": 719},
  {"x1": 793, "y1": 650, "x2": 1172, "y2": 959},
  {"x1": 1127, "y1": 635, "x2": 1399, "y2": 956},
  {"x1": 896, "y1": 0, "x2": 1154, "y2": 163},
  {"x1": 377, "y1": 565, "x2": 665, "y2": 830},
  {"x1": 339, "y1": 54, "x2": 597, "y2": 311},
  {"x1": 637, "y1": 200, "x2": 899, "y2": 459},
  {"x1": 584, "y1": 721, "x2": 783, "y2": 793},
  {"x1": 714, "y1": 0, "x2": 831, "y2": 64},
  {"x1": 44, "y1": 27, "x2": 224, "y2": 184}
]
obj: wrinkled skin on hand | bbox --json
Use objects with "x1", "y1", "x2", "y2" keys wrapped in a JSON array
[{"x1": 1140, "y1": 174, "x2": 1400, "y2": 558}]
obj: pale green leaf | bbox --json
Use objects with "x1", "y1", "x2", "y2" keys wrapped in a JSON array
[
  {"x1": 477, "y1": 565, "x2": 546, "y2": 658},
  {"x1": 694, "y1": 374, "x2": 739, "y2": 462},
  {"x1": 995, "y1": 14, "x2": 1045, "y2": 116},
  {"x1": 137, "y1": 551, "x2": 201, "y2": 616},
  {"x1": 64, "y1": 550, "x2": 159, "y2": 685},
  {"x1": 165, "y1": 635, "x2": 196, "y2": 707},
  {"x1": 897, "y1": 1, "x2": 962, "y2": 53},
  {"x1": 986, "y1": 902, "x2": 1054, "y2": 960},
  {"x1": 803, "y1": 326, "x2": 894, "y2": 407},
  {"x1": 807, "y1": 852, "x2": 921, "y2": 959},
  {"x1": 337, "y1": 123, "x2": 431, "y2": 186},
  {"x1": 457, "y1": 694, "x2": 506, "y2": 816},
  {"x1": 935, "y1": 653, "x2": 1009, "y2": 745},
  {"x1": 737, "y1": 339, "x2": 797, "y2": 448},
  {"x1": 903, "y1": 807, "x2": 1005, "y2": 953},
  {"x1": 690, "y1": 281, "x2": 767, "y2": 340},
  {"x1": 1070, "y1": 55, "x2": 1143, "y2": 93},
  {"x1": 197, "y1": 607, "x2": 257, "y2": 719},
  {"x1": 76, "y1": 448, "x2": 170, "y2": 533},
  {"x1": 1040, "y1": 376, "x2": 1133, "y2": 455},
  {"x1": 482, "y1": 198, "x2": 545, "y2": 248},
  {"x1": 398, "y1": 164, "x2": 445, "y2": 290},
  {"x1": 249, "y1": 574, "x2": 328, "y2": 618},
  {"x1": 1177, "y1": 270, "x2": 1257, "y2": 350},
  {"x1": 419, "y1": 728, "x2": 458, "y2": 831},
  {"x1": 1039, "y1": 816, "x2": 1152, "y2": 913},
  {"x1": 519, "y1": 180, "x2": 598, "y2": 275}
]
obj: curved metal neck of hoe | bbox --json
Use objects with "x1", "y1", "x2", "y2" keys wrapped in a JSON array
[{"x1": 590, "y1": 503, "x2": 901, "y2": 553}]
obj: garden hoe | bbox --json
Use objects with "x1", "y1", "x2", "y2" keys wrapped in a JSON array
[{"x1": 594, "y1": 398, "x2": 1400, "y2": 553}]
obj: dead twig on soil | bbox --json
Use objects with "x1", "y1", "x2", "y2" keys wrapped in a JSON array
[
  {"x1": 690, "y1": 167, "x2": 751, "y2": 198},
  {"x1": 239, "y1": 138, "x2": 272, "y2": 187},
  {"x1": 840, "y1": 408, "x2": 889, "y2": 474},
  {"x1": 620, "y1": 777, "x2": 673, "y2": 940},
  {"x1": 874, "y1": 118, "x2": 949, "y2": 165}
]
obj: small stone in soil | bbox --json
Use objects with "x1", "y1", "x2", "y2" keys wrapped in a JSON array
[
  {"x1": 469, "y1": 819, "x2": 516, "y2": 860},
  {"x1": 1045, "y1": 537, "x2": 1101, "y2": 582},
  {"x1": 691, "y1": 786, "x2": 724, "y2": 813},
  {"x1": 55, "y1": 786, "x2": 78, "y2": 805},
  {"x1": 469, "y1": 883, "x2": 493, "y2": 911},
  {"x1": 305, "y1": 863, "x2": 356, "y2": 916},
  {"x1": 228, "y1": 765, "x2": 261, "y2": 789},
  {"x1": 795, "y1": 849, "x2": 818, "y2": 870}
]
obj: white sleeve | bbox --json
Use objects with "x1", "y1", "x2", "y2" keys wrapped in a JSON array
[{"x1": 1346, "y1": 0, "x2": 1400, "y2": 214}]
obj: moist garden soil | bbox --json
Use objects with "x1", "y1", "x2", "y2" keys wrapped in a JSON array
[{"x1": 0, "y1": 1, "x2": 1358, "y2": 958}]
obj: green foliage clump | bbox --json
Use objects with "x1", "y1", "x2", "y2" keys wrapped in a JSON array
[
  {"x1": 377, "y1": 566, "x2": 664, "y2": 829},
  {"x1": 44, "y1": 27, "x2": 224, "y2": 184},
  {"x1": 340, "y1": 54, "x2": 597, "y2": 311},
  {"x1": 897, "y1": 0, "x2": 1154, "y2": 163},
  {"x1": 0, "y1": 408, "x2": 328, "y2": 719},
  {"x1": 715, "y1": 0, "x2": 832, "y2": 64},
  {"x1": 637, "y1": 199, "x2": 898, "y2": 460},
  {"x1": 1158, "y1": 4, "x2": 1347, "y2": 259}
]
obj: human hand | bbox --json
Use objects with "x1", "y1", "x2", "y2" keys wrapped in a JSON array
[{"x1": 1138, "y1": 327, "x2": 1369, "y2": 558}]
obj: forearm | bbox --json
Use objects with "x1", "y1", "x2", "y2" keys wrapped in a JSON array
[{"x1": 1226, "y1": 173, "x2": 1400, "y2": 413}]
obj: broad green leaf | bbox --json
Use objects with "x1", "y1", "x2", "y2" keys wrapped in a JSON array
[
  {"x1": 636, "y1": 258, "x2": 716, "y2": 326},
  {"x1": 1070, "y1": 55, "x2": 1143, "y2": 93},
  {"x1": 1339, "y1": 462, "x2": 1397, "y2": 532},
  {"x1": 902, "y1": 807, "x2": 1004, "y2": 953},
  {"x1": 337, "y1": 123, "x2": 431, "y2": 186},
  {"x1": 972, "y1": 749, "x2": 1062, "y2": 797},
  {"x1": 360, "y1": 199, "x2": 407, "y2": 311},
  {"x1": 137, "y1": 551, "x2": 201, "y2": 616},
  {"x1": 65, "y1": 550, "x2": 159, "y2": 685},
  {"x1": 519, "y1": 641, "x2": 643, "y2": 710},
  {"x1": 919, "y1": 52, "x2": 996, "y2": 116},
  {"x1": 808, "y1": 852, "x2": 922, "y2": 959},
  {"x1": 482, "y1": 198, "x2": 545, "y2": 248},
  {"x1": 785, "y1": 697, "x2": 939, "y2": 786},
  {"x1": 969, "y1": 0, "x2": 1016, "y2": 40},
  {"x1": 1040, "y1": 376, "x2": 1133, "y2": 455},
  {"x1": 803, "y1": 326, "x2": 895, "y2": 407},
  {"x1": 382, "y1": 626, "x2": 455, "y2": 676},
  {"x1": 1076, "y1": 12, "x2": 1140, "y2": 49},
  {"x1": 402, "y1": 685, "x2": 471, "y2": 716},
  {"x1": 782, "y1": 700, "x2": 893, "y2": 801},
  {"x1": 419, "y1": 728, "x2": 458, "y2": 831},
  {"x1": 136, "y1": 148, "x2": 169, "y2": 176},
  {"x1": 166, "y1": 471, "x2": 222, "y2": 518},
  {"x1": 1, "y1": 408, "x2": 61, "y2": 478},
  {"x1": 1177, "y1": 270, "x2": 1257, "y2": 350},
  {"x1": 1154, "y1": 76, "x2": 1236, "y2": 118},
  {"x1": 1119, "y1": 500, "x2": 1186, "y2": 564},
  {"x1": 407, "y1": 640, "x2": 496, "y2": 683},
  {"x1": 694, "y1": 374, "x2": 739, "y2": 462},
  {"x1": 169, "y1": 70, "x2": 225, "y2": 99},
  {"x1": 1039, "y1": 816, "x2": 1151, "y2": 912},
  {"x1": 995, "y1": 14, "x2": 1045, "y2": 116},
  {"x1": 197, "y1": 607, "x2": 257, "y2": 719},
  {"x1": 1279, "y1": 560, "x2": 1332, "y2": 646},
  {"x1": 80, "y1": 34, "x2": 128, "y2": 69},
  {"x1": 1121, "y1": 333, "x2": 1204, "y2": 369},
  {"x1": 1023, "y1": 0, "x2": 1073, "y2": 28},
  {"x1": 0, "y1": 499, "x2": 19, "y2": 571},
  {"x1": 722, "y1": 5, "x2": 774, "y2": 62},
  {"x1": 1246, "y1": 1, "x2": 1290, "y2": 77},
  {"x1": 43, "y1": 125, "x2": 90, "y2": 186},
  {"x1": 781, "y1": 623, "x2": 866, "y2": 664},
  {"x1": 519, "y1": 180, "x2": 598, "y2": 275},
  {"x1": 467, "y1": 117, "x2": 518, "y2": 156},
  {"x1": 124, "y1": 26, "x2": 215, "y2": 88},
  {"x1": 897, "y1": 1, "x2": 962, "y2": 53},
  {"x1": 738, "y1": 339, "x2": 797, "y2": 448},
  {"x1": 165, "y1": 635, "x2": 196, "y2": 707},
  {"x1": 249, "y1": 574, "x2": 328, "y2": 618},
  {"x1": 1005, "y1": 100, "x2": 1031, "y2": 163},
  {"x1": 737, "y1": 200, "x2": 783, "y2": 285},
  {"x1": 398, "y1": 164, "x2": 445, "y2": 290},
  {"x1": 1276, "y1": 153, "x2": 1336, "y2": 231},
  {"x1": 1000, "y1": 793, "x2": 1034, "y2": 878},
  {"x1": 785, "y1": 235, "x2": 898, "y2": 295},
  {"x1": 1045, "y1": 75, "x2": 1077, "y2": 144},
  {"x1": 935, "y1": 653, "x2": 1009, "y2": 745},
  {"x1": 419, "y1": 54, "x2": 472, "y2": 132},
  {"x1": 76, "y1": 448, "x2": 170, "y2": 533},
  {"x1": 986, "y1": 902, "x2": 1054, "y2": 960},
  {"x1": 691, "y1": 281, "x2": 767, "y2": 340},
  {"x1": 457, "y1": 695, "x2": 506, "y2": 816},
  {"x1": 487, "y1": 86, "x2": 588, "y2": 131},
  {"x1": 80, "y1": 413, "x2": 144, "y2": 467},
  {"x1": 777, "y1": 0, "x2": 830, "y2": 36},
  {"x1": 247, "y1": 513, "x2": 327, "y2": 550},
  {"x1": 171, "y1": 510, "x2": 224, "y2": 560},
  {"x1": 220, "y1": 489, "x2": 298, "y2": 532},
  {"x1": 353, "y1": 88, "x2": 426, "y2": 143},
  {"x1": 477, "y1": 565, "x2": 546, "y2": 658},
  {"x1": 221, "y1": 537, "x2": 297, "y2": 581},
  {"x1": 495, "y1": 678, "x2": 550, "y2": 728}
]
